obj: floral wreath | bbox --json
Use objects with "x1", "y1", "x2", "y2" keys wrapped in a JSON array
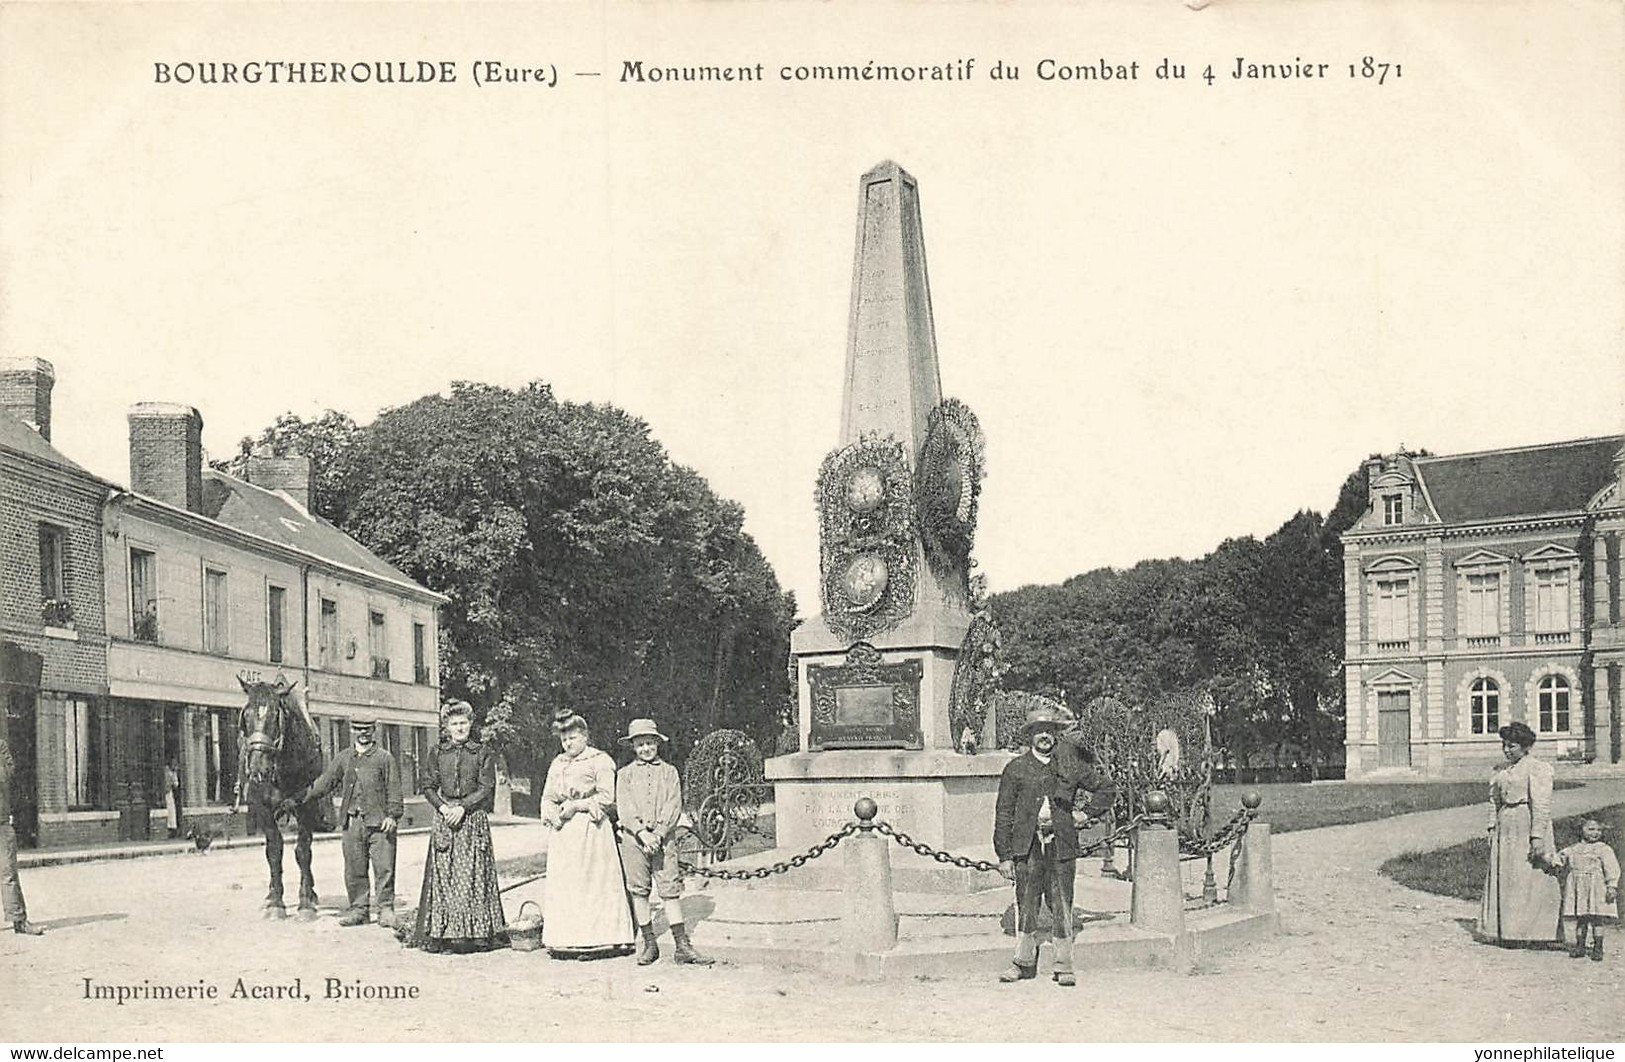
[
  {"x1": 814, "y1": 434, "x2": 917, "y2": 641},
  {"x1": 914, "y1": 398, "x2": 985, "y2": 581}
]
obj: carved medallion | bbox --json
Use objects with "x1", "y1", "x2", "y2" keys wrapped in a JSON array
[
  {"x1": 847, "y1": 466, "x2": 885, "y2": 513},
  {"x1": 839, "y1": 553, "x2": 889, "y2": 611}
]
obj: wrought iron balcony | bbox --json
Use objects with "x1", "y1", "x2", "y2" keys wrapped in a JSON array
[
  {"x1": 414, "y1": 664, "x2": 432, "y2": 685},
  {"x1": 371, "y1": 656, "x2": 392, "y2": 680},
  {"x1": 133, "y1": 606, "x2": 159, "y2": 643}
]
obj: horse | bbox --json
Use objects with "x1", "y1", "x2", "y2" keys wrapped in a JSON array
[{"x1": 231, "y1": 676, "x2": 327, "y2": 920}]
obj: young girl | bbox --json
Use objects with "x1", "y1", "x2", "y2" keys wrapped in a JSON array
[{"x1": 1556, "y1": 818, "x2": 1620, "y2": 961}]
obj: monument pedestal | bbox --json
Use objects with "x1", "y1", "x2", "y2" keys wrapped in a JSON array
[{"x1": 766, "y1": 748, "x2": 1010, "y2": 852}]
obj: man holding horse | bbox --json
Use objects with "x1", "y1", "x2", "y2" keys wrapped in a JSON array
[{"x1": 290, "y1": 716, "x2": 403, "y2": 928}]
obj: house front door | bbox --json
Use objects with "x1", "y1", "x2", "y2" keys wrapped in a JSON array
[{"x1": 1377, "y1": 690, "x2": 1412, "y2": 768}]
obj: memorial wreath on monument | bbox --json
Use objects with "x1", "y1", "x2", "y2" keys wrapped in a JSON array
[{"x1": 814, "y1": 434, "x2": 918, "y2": 641}]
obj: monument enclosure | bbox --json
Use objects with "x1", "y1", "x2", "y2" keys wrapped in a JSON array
[{"x1": 766, "y1": 161, "x2": 1011, "y2": 856}]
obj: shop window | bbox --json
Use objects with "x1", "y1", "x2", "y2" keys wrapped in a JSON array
[
  {"x1": 62, "y1": 697, "x2": 100, "y2": 809},
  {"x1": 204, "y1": 708, "x2": 238, "y2": 804}
]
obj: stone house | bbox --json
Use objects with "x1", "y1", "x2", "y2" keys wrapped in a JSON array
[
  {"x1": 0, "y1": 356, "x2": 447, "y2": 847},
  {"x1": 103, "y1": 402, "x2": 448, "y2": 844},
  {"x1": 1342, "y1": 435, "x2": 1625, "y2": 779},
  {"x1": 0, "y1": 358, "x2": 115, "y2": 848}
]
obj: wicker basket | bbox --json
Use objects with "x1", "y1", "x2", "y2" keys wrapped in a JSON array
[{"x1": 507, "y1": 900, "x2": 543, "y2": 952}]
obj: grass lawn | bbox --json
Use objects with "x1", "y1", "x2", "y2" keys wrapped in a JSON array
[
  {"x1": 1381, "y1": 802, "x2": 1625, "y2": 901},
  {"x1": 1210, "y1": 780, "x2": 1574, "y2": 835}
]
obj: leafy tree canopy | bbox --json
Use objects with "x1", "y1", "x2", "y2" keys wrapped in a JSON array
[
  {"x1": 230, "y1": 382, "x2": 796, "y2": 772},
  {"x1": 991, "y1": 459, "x2": 1376, "y2": 775}
]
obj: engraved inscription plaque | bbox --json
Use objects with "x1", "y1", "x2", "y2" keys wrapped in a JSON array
[{"x1": 808, "y1": 642, "x2": 923, "y2": 749}]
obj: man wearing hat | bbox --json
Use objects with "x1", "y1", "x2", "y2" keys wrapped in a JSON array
[
  {"x1": 615, "y1": 718, "x2": 712, "y2": 965},
  {"x1": 993, "y1": 701, "x2": 1084, "y2": 987},
  {"x1": 291, "y1": 715, "x2": 403, "y2": 928}
]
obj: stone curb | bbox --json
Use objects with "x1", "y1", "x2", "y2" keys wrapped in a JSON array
[{"x1": 18, "y1": 816, "x2": 536, "y2": 868}]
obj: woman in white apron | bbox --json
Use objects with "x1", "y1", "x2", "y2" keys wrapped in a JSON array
[{"x1": 539, "y1": 708, "x2": 634, "y2": 958}]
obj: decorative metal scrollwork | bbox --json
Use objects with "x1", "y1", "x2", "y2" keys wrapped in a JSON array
[{"x1": 681, "y1": 729, "x2": 769, "y2": 863}]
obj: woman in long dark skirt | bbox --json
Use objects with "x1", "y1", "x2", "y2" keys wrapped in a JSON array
[{"x1": 414, "y1": 701, "x2": 507, "y2": 953}]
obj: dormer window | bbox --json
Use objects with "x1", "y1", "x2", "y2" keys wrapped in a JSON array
[{"x1": 1382, "y1": 494, "x2": 1404, "y2": 526}]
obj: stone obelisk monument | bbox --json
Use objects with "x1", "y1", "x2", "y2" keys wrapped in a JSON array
[{"x1": 765, "y1": 162, "x2": 1008, "y2": 868}]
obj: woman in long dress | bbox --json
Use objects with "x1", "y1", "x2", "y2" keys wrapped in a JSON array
[
  {"x1": 414, "y1": 701, "x2": 508, "y2": 953},
  {"x1": 539, "y1": 708, "x2": 634, "y2": 959},
  {"x1": 1478, "y1": 721, "x2": 1563, "y2": 946},
  {"x1": 163, "y1": 762, "x2": 180, "y2": 838}
]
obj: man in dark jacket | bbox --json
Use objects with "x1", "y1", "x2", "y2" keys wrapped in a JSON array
[
  {"x1": 290, "y1": 717, "x2": 402, "y2": 927},
  {"x1": 1, "y1": 738, "x2": 44, "y2": 936},
  {"x1": 993, "y1": 702, "x2": 1093, "y2": 986}
]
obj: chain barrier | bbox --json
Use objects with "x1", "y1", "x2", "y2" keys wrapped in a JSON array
[
  {"x1": 867, "y1": 820, "x2": 1002, "y2": 873},
  {"x1": 676, "y1": 805, "x2": 1252, "y2": 895},
  {"x1": 1078, "y1": 814, "x2": 1149, "y2": 858},
  {"x1": 677, "y1": 821, "x2": 857, "y2": 880},
  {"x1": 1225, "y1": 827, "x2": 1247, "y2": 894},
  {"x1": 1177, "y1": 806, "x2": 1256, "y2": 859}
]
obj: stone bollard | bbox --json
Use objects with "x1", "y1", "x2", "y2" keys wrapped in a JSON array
[
  {"x1": 1129, "y1": 791, "x2": 1185, "y2": 937},
  {"x1": 840, "y1": 798, "x2": 898, "y2": 974},
  {"x1": 1229, "y1": 822, "x2": 1275, "y2": 913}
]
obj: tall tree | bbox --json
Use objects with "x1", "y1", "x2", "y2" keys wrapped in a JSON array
[{"x1": 230, "y1": 383, "x2": 795, "y2": 771}]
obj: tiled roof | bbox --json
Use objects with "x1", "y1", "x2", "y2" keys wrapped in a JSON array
[
  {"x1": 199, "y1": 468, "x2": 438, "y2": 598},
  {"x1": 0, "y1": 410, "x2": 104, "y2": 482},
  {"x1": 1414, "y1": 435, "x2": 1624, "y2": 523}
]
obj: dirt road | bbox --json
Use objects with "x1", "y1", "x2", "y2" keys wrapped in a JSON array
[{"x1": 3, "y1": 779, "x2": 1621, "y2": 1043}]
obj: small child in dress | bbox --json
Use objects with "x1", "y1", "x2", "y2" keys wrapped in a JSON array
[{"x1": 1556, "y1": 818, "x2": 1620, "y2": 961}]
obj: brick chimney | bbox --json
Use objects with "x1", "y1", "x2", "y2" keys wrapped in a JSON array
[
  {"x1": 245, "y1": 446, "x2": 313, "y2": 513},
  {"x1": 128, "y1": 402, "x2": 204, "y2": 512},
  {"x1": 0, "y1": 357, "x2": 55, "y2": 441}
]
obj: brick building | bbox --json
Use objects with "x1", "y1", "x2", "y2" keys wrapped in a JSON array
[
  {"x1": 0, "y1": 358, "x2": 115, "y2": 848},
  {"x1": 2, "y1": 358, "x2": 448, "y2": 847},
  {"x1": 103, "y1": 402, "x2": 448, "y2": 844},
  {"x1": 1342, "y1": 436, "x2": 1625, "y2": 779}
]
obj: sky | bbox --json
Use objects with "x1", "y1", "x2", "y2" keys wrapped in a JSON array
[{"x1": 2, "y1": 2, "x2": 1621, "y2": 614}]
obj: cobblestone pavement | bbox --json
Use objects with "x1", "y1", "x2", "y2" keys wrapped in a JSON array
[{"x1": 3, "y1": 780, "x2": 1622, "y2": 1043}]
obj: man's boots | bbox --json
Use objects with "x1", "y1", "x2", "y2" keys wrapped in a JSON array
[
  {"x1": 636, "y1": 923, "x2": 660, "y2": 965},
  {"x1": 670, "y1": 923, "x2": 713, "y2": 965},
  {"x1": 338, "y1": 907, "x2": 369, "y2": 927},
  {"x1": 1591, "y1": 935, "x2": 1605, "y2": 962},
  {"x1": 1571, "y1": 924, "x2": 1589, "y2": 958},
  {"x1": 13, "y1": 919, "x2": 44, "y2": 936},
  {"x1": 377, "y1": 906, "x2": 397, "y2": 930}
]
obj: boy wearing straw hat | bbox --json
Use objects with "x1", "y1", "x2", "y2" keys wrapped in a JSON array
[{"x1": 616, "y1": 718, "x2": 712, "y2": 966}]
